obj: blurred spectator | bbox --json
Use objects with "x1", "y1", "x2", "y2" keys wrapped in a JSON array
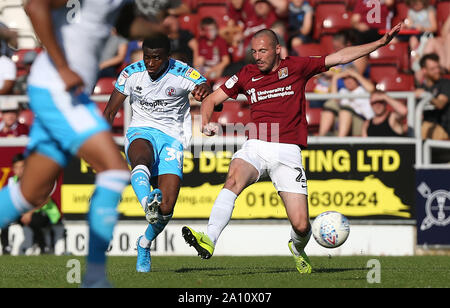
[
  {"x1": 287, "y1": 0, "x2": 314, "y2": 50},
  {"x1": 362, "y1": 91, "x2": 408, "y2": 137},
  {"x1": 311, "y1": 30, "x2": 368, "y2": 108},
  {"x1": 0, "y1": 49, "x2": 16, "y2": 95},
  {"x1": 98, "y1": 28, "x2": 128, "y2": 79},
  {"x1": 0, "y1": 99, "x2": 29, "y2": 137},
  {"x1": 0, "y1": 22, "x2": 18, "y2": 58},
  {"x1": 271, "y1": 21, "x2": 289, "y2": 59},
  {"x1": 163, "y1": 15, "x2": 197, "y2": 66},
  {"x1": 125, "y1": 40, "x2": 143, "y2": 64},
  {"x1": 196, "y1": 17, "x2": 231, "y2": 81},
  {"x1": 319, "y1": 67, "x2": 375, "y2": 137},
  {"x1": 243, "y1": 0, "x2": 279, "y2": 47},
  {"x1": 404, "y1": 0, "x2": 437, "y2": 71},
  {"x1": 166, "y1": 0, "x2": 192, "y2": 16},
  {"x1": 422, "y1": 16, "x2": 450, "y2": 74},
  {"x1": 416, "y1": 53, "x2": 450, "y2": 140},
  {"x1": 351, "y1": 0, "x2": 395, "y2": 45},
  {"x1": 13, "y1": 50, "x2": 37, "y2": 95},
  {"x1": 1, "y1": 154, "x2": 61, "y2": 255}
]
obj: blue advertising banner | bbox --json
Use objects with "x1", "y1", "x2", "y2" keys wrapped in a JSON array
[{"x1": 416, "y1": 168, "x2": 450, "y2": 246}]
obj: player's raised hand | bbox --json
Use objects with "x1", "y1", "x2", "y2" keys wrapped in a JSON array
[
  {"x1": 202, "y1": 122, "x2": 219, "y2": 136},
  {"x1": 58, "y1": 66, "x2": 85, "y2": 93},
  {"x1": 381, "y1": 22, "x2": 402, "y2": 46},
  {"x1": 192, "y1": 83, "x2": 212, "y2": 101}
]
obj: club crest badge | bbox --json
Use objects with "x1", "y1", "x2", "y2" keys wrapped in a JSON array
[{"x1": 278, "y1": 67, "x2": 288, "y2": 80}]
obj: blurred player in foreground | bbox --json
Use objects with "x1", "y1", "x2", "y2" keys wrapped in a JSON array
[
  {"x1": 183, "y1": 23, "x2": 402, "y2": 274},
  {"x1": 0, "y1": 0, "x2": 170, "y2": 287},
  {"x1": 104, "y1": 32, "x2": 211, "y2": 273}
]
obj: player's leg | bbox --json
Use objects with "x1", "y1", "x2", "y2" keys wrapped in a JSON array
[
  {"x1": 136, "y1": 174, "x2": 181, "y2": 272},
  {"x1": 77, "y1": 131, "x2": 130, "y2": 287},
  {"x1": 127, "y1": 137, "x2": 162, "y2": 222},
  {"x1": 269, "y1": 151, "x2": 312, "y2": 274},
  {"x1": 0, "y1": 152, "x2": 61, "y2": 230},
  {"x1": 183, "y1": 157, "x2": 259, "y2": 259},
  {"x1": 280, "y1": 191, "x2": 312, "y2": 274},
  {"x1": 78, "y1": 132, "x2": 130, "y2": 285},
  {"x1": 135, "y1": 134, "x2": 183, "y2": 272}
]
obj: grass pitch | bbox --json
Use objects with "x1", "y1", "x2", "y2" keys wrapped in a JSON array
[{"x1": 0, "y1": 255, "x2": 449, "y2": 288}]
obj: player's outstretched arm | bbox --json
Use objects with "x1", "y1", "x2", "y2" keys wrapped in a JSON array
[
  {"x1": 191, "y1": 83, "x2": 212, "y2": 102},
  {"x1": 325, "y1": 23, "x2": 402, "y2": 70},
  {"x1": 201, "y1": 88, "x2": 230, "y2": 136},
  {"x1": 24, "y1": 0, "x2": 84, "y2": 92},
  {"x1": 103, "y1": 89, "x2": 127, "y2": 127}
]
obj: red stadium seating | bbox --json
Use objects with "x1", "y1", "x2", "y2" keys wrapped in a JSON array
[
  {"x1": 18, "y1": 109, "x2": 34, "y2": 127},
  {"x1": 392, "y1": 2, "x2": 409, "y2": 26},
  {"x1": 93, "y1": 77, "x2": 116, "y2": 95},
  {"x1": 306, "y1": 105, "x2": 322, "y2": 135},
  {"x1": 436, "y1": 1, "x2": 450, "y2": 36},
  {"x1": 369, "y1": 42, "x2": 410, "y2": 72},
  {"x1": 210, "y1": 101, "x2": 252, "y2": 135},
  {"x1": 313, "y1": 3, "x2": 351, "y2": 40},
  {"x1": 178, "y1": 14, "x2": 199, "y2": 36},
  {"x1": 305, "y1": 75, "x2": 319, "y2": 93},
  {"x1": 371, "y1": 67, "x2": 415, "y2": 92},
  {"x1": 196, "y1": 3, "x2": 230, "y2": 29},
  {"x1": 96, "y1": 102, "x2": 124, "y2": 130},
  {"x1": 293, "y1": 43, "x2": 328, "y2": 57}
]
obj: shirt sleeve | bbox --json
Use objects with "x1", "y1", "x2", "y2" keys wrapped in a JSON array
[
  {"x1": 115, "y1": 68, "x2": 133, "y2": 96},
  {"x1": 294, "y1": 56, "x2": 327, "y2": 80},
  {"x1": 220, "y1": 71, "x2": 243, "y2": 99},
  {"x1": 181, "y1": 67, "x2": 208, "y2": 92}
]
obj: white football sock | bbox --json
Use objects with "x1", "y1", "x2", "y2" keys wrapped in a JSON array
[
  {"x1": 290, "y1": 227, "x2": 311, "y2": 256},
  {"x1": 207, "y1": 188, "x2": 237, "y2": 245}
]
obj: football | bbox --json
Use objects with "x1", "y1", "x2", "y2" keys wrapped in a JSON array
[{"x1": 312, "y1": 211, "x2": 350, "y2": 248}]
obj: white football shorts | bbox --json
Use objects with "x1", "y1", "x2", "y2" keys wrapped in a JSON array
[{"x1": 232, "y1": 139, "x2": 308, "y2": 195}]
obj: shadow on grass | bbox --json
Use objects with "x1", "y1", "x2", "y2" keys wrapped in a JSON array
[{"x1": 174, "y1": 267, "x2": 365, "y2": 276}]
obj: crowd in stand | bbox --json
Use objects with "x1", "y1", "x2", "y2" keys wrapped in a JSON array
[{"x1": 0, "y1": 0, "x2": 449, "y2": 140}]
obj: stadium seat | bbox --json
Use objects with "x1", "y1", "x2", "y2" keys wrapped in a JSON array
[
  {"x1": 436, "y1": 1, "x2": 450, "y2": 36},
  {"x1": 95, "y1": 102, "x2": 124, "y2": 130},
  {"x1": 313, "y1": 3, "x2": 351, "y2": 40},
  {"x1": 93, "y1": 77, "x2": 116, "y2": 95},
  {"x1": 293, "y1": 43, "x2": 328, "y2": 57},
  {"x1": 320, "y1": 35, "x2": 336, "y2": 54},
  {"x1": 178, "y1": 14, "x2": 199, "y2": 37},
  {"x1": 371, "y1": 68, "x2": 415, "y2": 92},
  {"x1": 305, "y1": 76, "x2": 319, "y2": 93},
  {"x1": 369, "y1": 42, "x2": 410, "y2": 72},
  {"x1": 210, "y1": 101, "x2": 252, "y2": 135},
  {"x1": 392, "y1": 2, "x2": 409, "y2": 26},
  {"x1": 306, "y1": 105, "x2": 322, "y2": 135},
  {"x1": 18, "y1": 109, "x2": 34, "y2": 126},
  {"x1": 196, "y1": 3, "x2": 230, "y2": 29}
]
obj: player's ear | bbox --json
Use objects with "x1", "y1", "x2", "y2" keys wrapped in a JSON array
[{"x1": 275, "y1": 44, "x2": 281, "y2": 56}]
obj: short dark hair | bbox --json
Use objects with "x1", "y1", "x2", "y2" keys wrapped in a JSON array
[
  {"x1": 142, "y1": 32, "x2": 171, "y2": 54},
  {"x1": 252, "y1": 29, "x2": 280, "y2": 48},
  {"x1": 200, "y1": 17, "x2": 217, "y2": 27},
  {"x1": 419, "y1": 53, "x2": 439, "y2": 68},
  {"x1": 12, "y1": 153, "x2": 25, "y2": 164}
]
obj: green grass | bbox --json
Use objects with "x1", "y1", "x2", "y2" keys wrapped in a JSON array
[{"x1": 0, "y1": 255, "x2": 449, "y2": 288}]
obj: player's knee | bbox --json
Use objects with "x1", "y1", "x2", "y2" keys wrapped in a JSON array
[{"x1": 292, "y1": 220, "x2": 311, "y2": 237}]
